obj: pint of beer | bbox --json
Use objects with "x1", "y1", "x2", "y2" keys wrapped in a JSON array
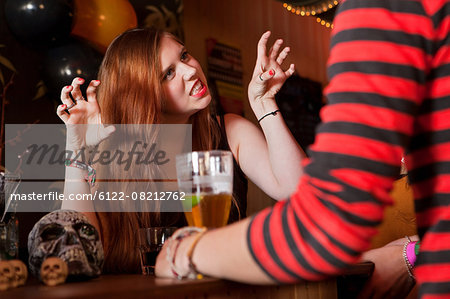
[{"x1": 176, "y1": 151, "x2": 233, "y2": 228}]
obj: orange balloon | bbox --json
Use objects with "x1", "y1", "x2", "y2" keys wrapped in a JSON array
[{"x1": 71, "y1": 0, "x2": 137, "y2": 53}]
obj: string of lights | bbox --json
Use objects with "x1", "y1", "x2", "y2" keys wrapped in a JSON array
[{"x1": 278, "y1": 0, "x2": 340, "y2": 28}]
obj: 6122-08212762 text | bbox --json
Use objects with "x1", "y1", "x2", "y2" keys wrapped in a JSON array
[{"x1": 10, "y1": 191, "x2": 186, "y2": 201}]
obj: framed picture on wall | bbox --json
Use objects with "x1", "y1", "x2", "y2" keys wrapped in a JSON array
[{"x1": 205, "y1": 38, "x2": 244, "y2": 115}]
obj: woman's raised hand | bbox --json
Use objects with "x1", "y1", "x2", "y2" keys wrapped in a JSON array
[
  {"x1": 56, "y1": 77, "x2": 115, "y2": 151},
  {"x1": 248, "y1": 31, "x2": 295, "y2": 120}
]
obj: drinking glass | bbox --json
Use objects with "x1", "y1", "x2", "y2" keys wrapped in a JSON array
[
  {"x1": 0, "y1": 173, "x2": 21, "y2": 260},
  {"x1": 137, "y1": 227, "x2": 176, "y2": 275},
  {"x1": 176, "y1": 150, "x2": 233, "y2": 228}
]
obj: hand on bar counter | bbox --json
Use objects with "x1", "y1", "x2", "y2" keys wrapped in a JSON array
[{"x1": 358, "y1": 236, "x2": 419, "y2": 299}]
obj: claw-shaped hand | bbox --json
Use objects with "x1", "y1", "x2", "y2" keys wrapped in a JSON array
[
  {"x1": 248, "y1": 31, "x2": 295, "y2": 119},
  {"x1": 56, "y1": 77, "x2": 115, "y2": 152}
]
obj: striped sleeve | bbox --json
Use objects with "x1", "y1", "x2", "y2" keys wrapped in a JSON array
[
  {"x1": 248, "y1": 1, "x2": 450, "y2": 295},
  {"x1": 412, "y1": 1, "x2": 450, "y2": 298}
]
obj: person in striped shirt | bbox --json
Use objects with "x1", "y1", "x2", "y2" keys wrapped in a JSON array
[{"x1": 156, "y1": 0, "x2": 450, "y2": 298}]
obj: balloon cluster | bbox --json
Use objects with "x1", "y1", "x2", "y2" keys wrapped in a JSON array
[{"x1": 4, "y1": 0, "x2": 138, "y2": 97}]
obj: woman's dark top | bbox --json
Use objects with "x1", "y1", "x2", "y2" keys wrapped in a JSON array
[{"x1": 217, "y1": 114, "x2": 248, "y2": 223}]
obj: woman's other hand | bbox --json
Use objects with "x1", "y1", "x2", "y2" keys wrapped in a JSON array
[
  {"x1": 358, "y1": 236, "x2": 418, "y2": 299},
  {"x1": 155, "y1": 238, "x2": 175, "y2": 278},
  {"x1": 56, "y1": 77, "x2": 115, "y2": 151},
  {"x1": 248, "y1": 31, "x2": 295, "y2": 120}
]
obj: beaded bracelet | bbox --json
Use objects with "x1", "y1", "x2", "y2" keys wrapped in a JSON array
[
  {"x1": 64, "y1": 159, "x2": 96, "y2": 186},
  {"x1": 166, "y1": 227, "x2": 206, "y2": 280},
  {"x1": 186, "y1": 228, "x2": 208, "y2": 280},
  {"x1": 403, "y1": 236, "x2": 415, "y2": 280}
]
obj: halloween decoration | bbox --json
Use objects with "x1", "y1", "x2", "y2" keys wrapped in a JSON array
[
  {"x1": 71, "y1": 0, "x2": 137, "y2": 53},
  {"x1": 314, "y1": 6, "x2": 337, "y2": 28},
  {"x1": 0, "y1": 260, "x2": 14, "y2": 291},
  {"x1": 40, "y1": 257, "x2": 68, "y2": 286},
  {"x1": 276, "y1": 0, "x2": 340, "y2": 27},
  {"x1": 9, "y1": 259, "x2": 28, "y2": 287},
  {"x1": 43, "y1": 38, "x2": 103, "y2": 98},
  {"x1": 277, "y1": 0, "x2": 339, "y2": 16},
  {"x1": 28, "y1": 210, "x2": 104, "y2": 281},
  {"x1": 4, "y1": 0, "x2": 74, "y2": 47}
]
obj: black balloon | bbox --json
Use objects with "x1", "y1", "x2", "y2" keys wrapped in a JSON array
[
  {"x1": 43, "y1": 38, "x2": 103, "y2": 99},
  {"x1": 4, "y1": 0, "x2": 74, "y2": 46}
]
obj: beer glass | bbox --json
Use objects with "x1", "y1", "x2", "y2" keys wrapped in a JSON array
[{"x1": 176, "y1": 150, "x2": 233, "y2": 228}]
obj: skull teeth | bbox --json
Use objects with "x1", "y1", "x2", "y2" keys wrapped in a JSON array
[{"x1": 60, "y1": 247, "x2": 88, "y2": 263}]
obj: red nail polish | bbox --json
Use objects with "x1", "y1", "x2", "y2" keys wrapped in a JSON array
[
  {"x1": 269, "y1": 69, "x2": 275, "y2": 76},
  {"x1": 62, "y1": 104, "x2": 66, "y2": 109},
  {"x1": 65, "y1": 86, "x2": 71, "y2": 90}
]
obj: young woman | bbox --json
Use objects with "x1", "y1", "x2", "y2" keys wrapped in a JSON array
[{"x1": 56, "y1": 28, "x2": 305, "y2": 273}]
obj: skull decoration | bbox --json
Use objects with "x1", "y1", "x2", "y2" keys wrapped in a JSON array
[
  {"x1": 0, "y1": 260, "x2": 14, "y2": 291},
  {"x1": 40, "y1": 257, "x2": 68, "y2": 286},
  {"x1": 9, "y1": 259, "x2": 28, "y2": 287},
  {"x1": 28, "y1": 210, "x2": 104, "y2": 281}
]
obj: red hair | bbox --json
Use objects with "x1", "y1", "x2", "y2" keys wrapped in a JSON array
[{"x1": 93, "y1": 28, "x2": 220, "y2": 273}]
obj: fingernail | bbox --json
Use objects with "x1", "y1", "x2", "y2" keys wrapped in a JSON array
[
  {"x1": 65, "y1": 86, "x2": 71, "y2": 90},
  {"x1": 94, "y1": 80, "x2": 100, "y2": 84},
  {"x1": 269, "y1": 69, "x2": 275, "y2": 76},
  {"x1": 62, "y1": 104, "x2": 66, "y2": 109},
  {"x1": 78, "y1": 78, "x2": 84, "y2": 83}
]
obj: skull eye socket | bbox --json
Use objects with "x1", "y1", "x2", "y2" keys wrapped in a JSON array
[
  {"x1": 75, "y1": 223, "x2": 97, "y2": 239},
  {"x1": 41, "y1": 224, "x2": 65, "y2": 241},
  {"x1": 81, "y1": 225, "x2": 94, "y2": 236}
]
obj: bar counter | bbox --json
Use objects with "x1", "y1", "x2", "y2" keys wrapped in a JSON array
[{"x1": 1, "y1": 262, "x2": 374, "y2": 299}]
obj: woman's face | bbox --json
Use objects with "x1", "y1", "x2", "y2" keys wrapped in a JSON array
[{"x1": 160, "y1": 36, "x2": 211, "y2": 123}]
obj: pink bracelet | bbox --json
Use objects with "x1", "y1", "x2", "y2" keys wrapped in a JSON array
[
  {"x1": 402, "y1": 236, "x2": 415, "y2": 280},
  {"x1": 406, "y1": 241, "x2": 417, "y2": 267}
]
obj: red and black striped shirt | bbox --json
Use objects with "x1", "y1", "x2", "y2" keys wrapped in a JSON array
[{"x1": 248, "y1": 1, "x2": 450, "y2": 298}]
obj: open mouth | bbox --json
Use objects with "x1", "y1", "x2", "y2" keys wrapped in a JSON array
[{"x1": 190, "y1": 79, "x2": 207, "y2": 98}]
